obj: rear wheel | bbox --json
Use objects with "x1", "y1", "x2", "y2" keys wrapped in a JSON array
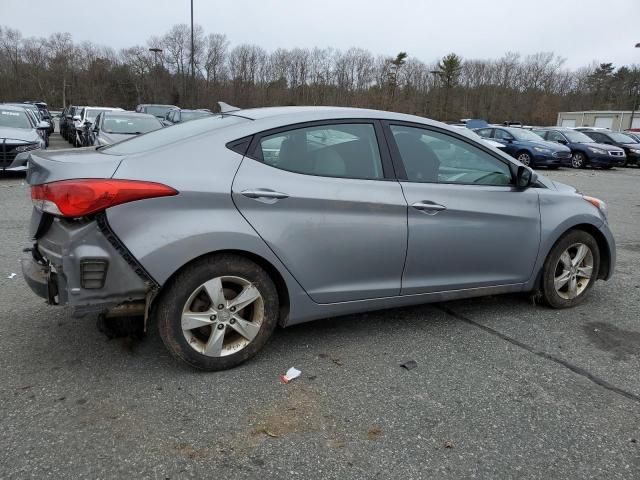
[
  {"x1": 541, "y1": 230, "x2": 600, "y2": 308},
  {"x1": 516, "y1": 151, "x2": 532, "y2": 167},
  {"x1": 156, "y1": 254, "x2": 279, "y2": 370},
  {"x1": 571, "y1": 152, "x2": 586, "y2": 169}
]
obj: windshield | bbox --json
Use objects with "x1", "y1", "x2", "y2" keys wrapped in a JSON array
[
  {"x1": 509, "y1": 129, "x2": 543, "y2": 141},
  {"x1": 608, "y1": 132, "x2": 637, "y2": 143},
  {"x1": 182, "y1": 111, "x2": 212, "y2": 121},
  {"x1": 103, "y1": 115, "x2": 163, "y2": 134},
  {"x1": 103, "y1": 114, "x2": 246, "y2": 155},
  {"x1": 0, "y1": 109, "x2": 32, "y2": 129},
  {"x1": 145, "y1": 105, "x2": 175, "y2": 117},
  {"x1": 563, "y1": 130, "x2": 595, "y2": 143}
]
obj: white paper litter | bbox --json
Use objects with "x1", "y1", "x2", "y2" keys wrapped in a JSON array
[
  {"x1": 279, "y1": 366, "x2": 302, "y2": 384},
  {"x1": 7, "y1": 273, "x2": 17, "y2": 279}
]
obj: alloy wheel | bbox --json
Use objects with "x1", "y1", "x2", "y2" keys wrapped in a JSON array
[
  {"x1": 517, "y1": 153, "x2": 531, "y2": 166},
  {"x1": 554, "y1": 243, "x2": 594, "y2": 300},
  {"x1": 571, "y1": 153, "x2": 584, "y2": 168},
  {"x1": 181, "y1": 276, "x2": 264, "y2": 357}
]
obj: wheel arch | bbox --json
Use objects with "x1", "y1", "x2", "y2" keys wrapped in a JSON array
[
  {"x1": 533, "y1": 222, "x2": 611, "y2": 290},
  {"x1": 154, "y1": 249, "x2": 292, "y2": 327}
]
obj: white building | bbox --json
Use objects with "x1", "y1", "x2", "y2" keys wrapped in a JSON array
[{"x1": 556, "y1": 110, "x2": 640, "y2": 131}]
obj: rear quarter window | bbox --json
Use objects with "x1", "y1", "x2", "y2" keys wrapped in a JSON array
[{"x1": 103, "y1": 115, "x2": 247, "y2": 155}]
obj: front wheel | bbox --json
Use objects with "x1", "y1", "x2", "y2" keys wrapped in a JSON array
[
  {"x1": 571, "y1": 152, "x2": 586, "y2": 169},
  {"x1": 517, "y1": 152, "x2": 532, "y2": 167},
  {"x1": 156, "y1": 254, "x2": 279, "y2": 370},
  {"x1": 541, "y1": 230, "x2": 600, "y2": 308}
]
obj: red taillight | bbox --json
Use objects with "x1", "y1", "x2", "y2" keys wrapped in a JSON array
[{"x1": 31, "y1": 179, "x2": 178, "y2": 217}]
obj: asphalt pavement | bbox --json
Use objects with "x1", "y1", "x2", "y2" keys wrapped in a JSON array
[{"x1": 1, "y1": 137, "x2": 639, "y2": 479}]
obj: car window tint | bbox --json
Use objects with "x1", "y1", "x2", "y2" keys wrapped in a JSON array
[
  {"x1": 258, "y1": 123, "x2": 383, "y2": 180},
  {"x1": 493, "y1": 129, "x2": 513, "y2": 140},
  {"x1": 589, "y1": 132, "x2": 607, "y2": 143},
  {"x1": 103, "y1": 115, "x2": 246, "y2": 155},
  {"x1": 532, "y1": 130, "x2": 547, "y2": 139},
  {"x1": 391, "y1": 125, "x2": 512, "y2": 186},
  {"x1": 547, "y1": 131, "x2": 565, "y2": 142}
]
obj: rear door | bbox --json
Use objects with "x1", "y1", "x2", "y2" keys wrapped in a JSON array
[
  {"x1": 385, "y1": 123, "x2": 541, "y2": 294},
  {"x1": 232, "y1": 120, "x2": 408, "y2": 303}
]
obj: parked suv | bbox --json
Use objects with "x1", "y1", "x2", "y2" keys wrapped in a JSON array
[
  {"x1": 475, "y1": 126, "x2": 571, "y2": 168},
  {"x1": 577, "y1": 129, "x2": 640, "y2": 167},
  {"x1": 532, "y1": 127, "x2": 626, "y2": 169}
]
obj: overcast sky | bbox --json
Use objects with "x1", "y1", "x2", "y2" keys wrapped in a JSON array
[{"x1": 3, "y1": 0, "x2": 639, "y2": 69}]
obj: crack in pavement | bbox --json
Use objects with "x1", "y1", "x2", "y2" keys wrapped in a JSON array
[{"x1": 437, "y1": 305, "x2": 640, "y2": 406}]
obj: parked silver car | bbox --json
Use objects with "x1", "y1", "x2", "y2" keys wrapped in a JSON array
[
  {"x1": 0, "y1": 105, "x2": 47, "y2": 172},
  {"x1": 92, "y1": 111, "x2": 164, "y2": 146},
  {"x1": 22, "y1": 106, "x2": 615, "y2": 370}
]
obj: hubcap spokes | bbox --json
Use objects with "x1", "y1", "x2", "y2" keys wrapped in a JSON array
[
  {"x1": 181, "y1": 276, "x2": 264, "y2": 357},
  {"x1": 554, "y1": 243, "x2": 593, "y2": 299}
]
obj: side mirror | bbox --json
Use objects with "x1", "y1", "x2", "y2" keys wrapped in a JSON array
[
  {"x1": 73, "y1": 115, "x2": 81, "y2": 121},
  {"x1": 36, "y1": 121, "x2": 49, "y2": 130},
  {"x1": 557, "y1": 139, "x2": 568, "y2": 145},
  {"x1": 516, "y1": 166, "x2": 537, "y2": 189}
]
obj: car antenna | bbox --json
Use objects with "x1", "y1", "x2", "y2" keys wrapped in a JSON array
[{"x1": 218, "y1": 102, "x2": 241, "y2": 115}]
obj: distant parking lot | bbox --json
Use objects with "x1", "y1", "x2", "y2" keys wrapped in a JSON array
[{"x1": 1, "y1": 138, "x2": 639, "y2": 478}]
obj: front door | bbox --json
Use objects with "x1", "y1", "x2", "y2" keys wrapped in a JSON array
[
  {"x1": 232, "y1": 121, "x2": 407, "y2": 303},
  {"x1": 386, "y1": 123, "x2": 541, "y2": 294}
]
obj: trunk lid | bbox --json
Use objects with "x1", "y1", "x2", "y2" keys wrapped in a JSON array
[{"x1": 26, "y1": 147, "x2": 124, "y2": 186}]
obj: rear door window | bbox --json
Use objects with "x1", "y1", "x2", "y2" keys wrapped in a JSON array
[{"x1": 257, "y1": 123, "x2": 384, "y2": 180}]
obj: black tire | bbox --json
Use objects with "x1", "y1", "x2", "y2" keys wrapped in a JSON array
[
  {"x1": 541, "y1": 230, "x2": 600, "y2": 309},
  {"x1": 571, "y1": 152, "x2": 586, "y2": 169},
  {"x1": 156, "y1": 254, "x2": 279, "y2": 371},
  {"x1": 516, "y1": 151, "x2": 532, "y2": 167}
]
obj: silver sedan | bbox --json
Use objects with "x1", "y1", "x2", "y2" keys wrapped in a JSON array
[{"x1": 21, "y1": 106, "x2": 615, "y2": 370}]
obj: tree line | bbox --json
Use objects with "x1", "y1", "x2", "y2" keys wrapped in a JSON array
[{"x1": 1, "y1": 24, "x2": 639, "y2": 125}]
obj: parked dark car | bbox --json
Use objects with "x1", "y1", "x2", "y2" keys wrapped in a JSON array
[
  {"x1": 24, "y1": 101, "x2": 54, "y2": 134},
  {"x1": 577, "y1": 129, "x2": 640, "y2": 167},
  {"x1": 61, "y1": 106, "x2": 84, "y2": 142},
  {"x1": 532, "y1": 127, "x2": 626, "y2": 169},
  {"x1": 162, "y1": 108, "x2": 213, "y2": 126},
  {"x1": 475, "y1": 126, "x2": 571, "y2": 168},
  {"x1": 92, "y1": 111, "x2": 164, "y2": 146},
  {"x1": 135, "y1": 104, "x2": 178, "y2": 120}
]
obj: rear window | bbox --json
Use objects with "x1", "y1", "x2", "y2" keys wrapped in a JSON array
[{"x1": 103, "y1": 115, "x2": 246, "y2": 155}]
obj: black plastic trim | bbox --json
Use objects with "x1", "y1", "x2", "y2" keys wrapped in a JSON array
[
  {"x1": 95, "y1": 212, "x2": 159, "y2": 289},
  {"x1": 226, "y1": 135, "x2": 253, "y2": 156}
]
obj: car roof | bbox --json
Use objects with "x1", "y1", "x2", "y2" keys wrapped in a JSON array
[
  {"x1": 102, "y1": 111, "x2": 158, "y2": 119},
  {"x1": 228, "y1": 106, "x2": 443, "y2": 125},
  {"x1": 139, "y1": 104, "x2": 177, "y2": 108},
  {"x1": 0, "y1": 104, "x2": 31, "y2": 112}
]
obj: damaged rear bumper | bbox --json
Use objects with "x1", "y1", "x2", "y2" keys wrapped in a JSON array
[{"x1": 22, "y1": 212, "x2": 155, "y2": 316}]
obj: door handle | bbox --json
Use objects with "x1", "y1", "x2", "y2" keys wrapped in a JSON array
[
  {"x1": 411, "y1": 201, "x2": 447, "y2": 214},
  {"x1": 241, "y1": 189, "x2": 289, "y2": 200}
]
